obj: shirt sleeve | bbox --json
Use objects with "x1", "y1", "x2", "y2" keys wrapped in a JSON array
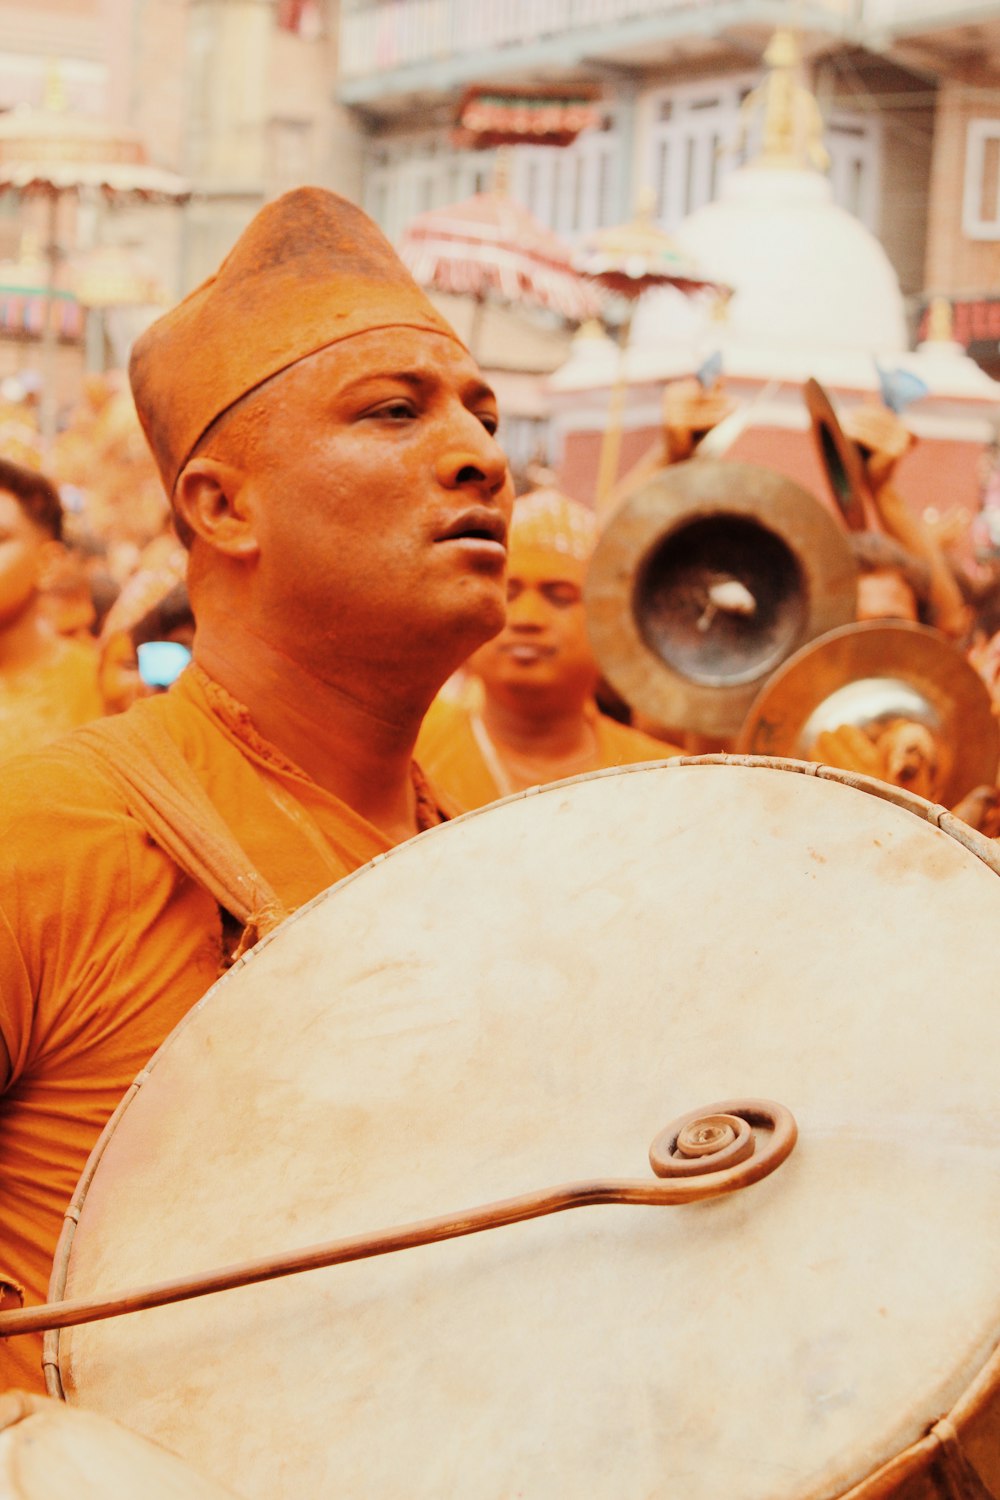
[
  {"x1": 0, "y1": 746, "x2": 145, "y2": 1090},
  {"x1": 0, "y1": 899, "x2": 32, "y2": 1089}
]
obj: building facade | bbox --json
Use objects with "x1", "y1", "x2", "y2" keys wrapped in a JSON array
[
  {"x1": 338, "y1": 0, "x2": 1000, "y2": 363},
  {"x1": 0, "y1": 0, "x2": 363, "y2": 296}
]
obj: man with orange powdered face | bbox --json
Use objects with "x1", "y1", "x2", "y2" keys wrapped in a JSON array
[
  {"x1": 0, "y1": 188, "x2": 513, "y2": 1391},
  {"x1": 417, "y1": 489, "x2": 681, "y2": 809}
]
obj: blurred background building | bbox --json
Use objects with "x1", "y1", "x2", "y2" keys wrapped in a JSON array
[
  {"x1": 0, "y1": 0, "x2": 361, "y2": 412},
  {"x1": 338, "y1": 0, "x2": 1000, "y2": 503},
  {"x1": 0, "y1": 0, "x2": 996, "y2": 501},
  {"x1": 339, "y1": 0, "x2": 1000, "y2": 344}
]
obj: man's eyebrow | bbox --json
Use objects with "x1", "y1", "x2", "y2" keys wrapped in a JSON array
[
  {"x1": 338, "y1": 369, "x2": 498, "y2": 405},
  {"x1": 462, "y1": 377, "x2": 499, "y2": 407}
]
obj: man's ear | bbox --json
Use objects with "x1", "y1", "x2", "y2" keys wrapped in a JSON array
[{"x1": 173, "y1": 458, "x2": 260, "y2": 560}]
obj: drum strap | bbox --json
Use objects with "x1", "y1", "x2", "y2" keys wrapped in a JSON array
[{"x1": 73, "y1": 716, "x2": 289, "y2": 959}]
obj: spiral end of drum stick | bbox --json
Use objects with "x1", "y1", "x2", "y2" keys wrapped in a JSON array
[{"x1": 649, "y1": 1099, "x2": 797, "y2": 1191}]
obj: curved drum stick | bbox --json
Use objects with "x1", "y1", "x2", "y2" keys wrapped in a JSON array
[{"x1": 0, "y1": 1099, "x2": 795, "y2": 1339}]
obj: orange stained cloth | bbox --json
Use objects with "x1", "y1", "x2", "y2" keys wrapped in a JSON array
[
  {"x1": 0, "y1": 665, "x2": 449, "y2": 1392},
  {"x1": 415, "y1": 696, "x2": 682, "y2": 812},
  {"x1": 130, "y1": 186, "x2": 462, "y2": 496},
  {"x1": 0, "y1": 637, "x2": 103, "y2": 765}
]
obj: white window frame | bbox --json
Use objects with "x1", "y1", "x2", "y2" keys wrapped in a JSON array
[
  {"x1": 643, "y1": 75, "x2": 756, "y2": 232},
  {"x1": 508, "y1": 116, "x2": 619, "y2": 242},
  {"x1": 364, "y1": 114, "x2": 621, "y2": 246},
  {"x1": 963, "y1": 119, "x2": 1000, "y2": 241},
  {"x1": 363, "y1": 136, "x2": 487, "y2": 243},
  {"x1": 644, "y1": 75, "x2": 881, "y2": 232},
  {"x1": 826, "y1": 110, "x2": 881, "y2": 233}
]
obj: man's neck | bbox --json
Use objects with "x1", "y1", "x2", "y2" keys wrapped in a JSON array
[
  {"x1": 0, "y1": 604, "x2": 59, "y2": 676},
  {"x1": 195, "y1": 630, "x2": 441, "y2": 845},
  {"x1": 480, "y1": 692, "x2": 595, "y2": 762}
]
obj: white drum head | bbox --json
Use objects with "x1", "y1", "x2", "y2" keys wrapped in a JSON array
[
  {"x1": 0, "y1": 1392, "x2": 238, "y2": 1498},
  {"x1": 52, "y1": 761, "x2": 1000, "y2": 1499}
]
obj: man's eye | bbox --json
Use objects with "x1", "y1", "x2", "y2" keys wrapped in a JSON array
[
  {"x1": 369, "y1": 400, "x2": 415, "y2": 421},
  {"x1": 478, "y1": 413, "x2": 499, "y2": 436},
  {"x1": 543, "y1": 585, "x2": 581, "y2": 608}
]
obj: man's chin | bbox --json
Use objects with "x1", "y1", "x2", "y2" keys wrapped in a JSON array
[
  {"x1": 419, "y1": 589, "x2": 507, "y2": 671},
  {"x1": 457, "y1": 586, "x2": 507, "y2": 643}
]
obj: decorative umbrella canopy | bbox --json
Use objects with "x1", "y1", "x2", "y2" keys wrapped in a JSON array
[
  {"x1": 0, "y1": 102, "x2": 190, "y2": 203},
  {"x1": 573, "y1": 187, "x2": 727, "y2": 302},
  {"x1": 451, "y1": 83, "x2": 602, "y2": 151},
  {"x1": 573, "y1": 189, "x2": 727, "y2": 513},
  {"x1": 399, "y1": 188, "x2": 602, "y2": 325},
  {"x1": 0, "y1": 77, "x2": 189, "y2": 445}
]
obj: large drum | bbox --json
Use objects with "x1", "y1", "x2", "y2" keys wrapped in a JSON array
[{"x1": 47, "y1": 758, "x2": 1000, "y2": 1498}]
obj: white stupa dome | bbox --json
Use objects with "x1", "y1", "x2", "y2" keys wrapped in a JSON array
[
  {"x1": 641, "y1": 165, "x2": 909, "y2": 357},
  {"x1": 555, "y1": 30, "x2": 1000, "y2": 407}
]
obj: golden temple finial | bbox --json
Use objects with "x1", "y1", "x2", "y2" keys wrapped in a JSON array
[
  {"x1": 42, "y1": 59, "x2": 68, "y2": 113},
  {"x1": 634, "y1": 183, "x2": 657, "y2": 221},
  {"x1": 710, "y1": 286, "x2": 733, "y2": 323},
  {"x1": 733, "y1": 28, "x2": 830, "y2": 173},
  {"x1": 926, "y1": 295, "x2": 954, "y2": 344}
]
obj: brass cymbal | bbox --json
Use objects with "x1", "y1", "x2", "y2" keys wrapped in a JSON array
[
  {"x1": 737, "y1": 620, "x2": 1000, "y2": 806},
  {"x1": 585, "y1": 459, "x2": 857, "y2": 737},
  {"x1": 803, "y1": 377, "x2": 877, "y2": 534}
]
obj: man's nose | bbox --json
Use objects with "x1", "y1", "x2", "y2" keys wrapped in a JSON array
[
  {"x1": 433, "y1": 427, "x2": 510, "y2": 497},
  {"x1": 507, "y1": 589, "x2": 546, "y2": 629}
]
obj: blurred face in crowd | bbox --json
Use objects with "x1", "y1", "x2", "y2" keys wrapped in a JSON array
[
  {"x1": 0, "y1": 491, "x2": 59, "y2": 631},
  {"x1": 856, "y1": 567, "x2": 919, "y2": 624},
  {"x1": 470, "y1": 546, "x2": 598, "y2": 719},
  {"x1": 40, "y1": 552, "x2": 96, "y2": 639},
  {"x1": 98, "y1": 617, "x2": 195, "y2": 715},
  {"x1": 98, "y1": 631, "x2": 144, "y2": 714}
]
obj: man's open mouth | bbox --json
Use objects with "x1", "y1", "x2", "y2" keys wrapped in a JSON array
[{"x1": 435, "y1": 510, "x2": 508, "y2": 546}]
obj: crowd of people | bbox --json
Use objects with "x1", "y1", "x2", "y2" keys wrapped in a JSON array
[
  {"x1": 1, "y1": 184, "x2": 1000, "y2": 1396},
  {"x1": 0, "y1": 368, "x2": 190, "y2": 765}
]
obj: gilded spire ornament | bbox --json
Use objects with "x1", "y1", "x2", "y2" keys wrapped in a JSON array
[{"x1": 733, "y1": 28, "x2": 830, "y2": 173}]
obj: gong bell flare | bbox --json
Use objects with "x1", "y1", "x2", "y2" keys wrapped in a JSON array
[
  {"x1": 737, "y1": 619, "x2": 1000, "y2": 808},
  {"x1": 584, "y1": 459, "x2": 857, "y2": 737}
]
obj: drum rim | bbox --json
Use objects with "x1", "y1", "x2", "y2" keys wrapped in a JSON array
[{"x1": 44, "y1": 752, "x2": 1000, "y2": 1405}]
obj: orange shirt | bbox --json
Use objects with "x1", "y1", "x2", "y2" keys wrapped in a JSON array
[
  {"x1": 0, "y1": 666, "x2": 447, "y2": 1391},
  {"x1": 415, "y1": 697, "x2": 683, "y2": 812},
  {"x1": 0, "y1": 637, "x2": 103, "y2": 764}
]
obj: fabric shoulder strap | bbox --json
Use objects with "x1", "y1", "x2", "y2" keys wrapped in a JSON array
[{"x1": 73, "y1": 715, "x2": 289, "y2": 951}]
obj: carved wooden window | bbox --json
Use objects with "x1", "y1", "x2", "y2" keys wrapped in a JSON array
[{"x1": 963, "y1": 120, "x2": 1000, "y2": 240}]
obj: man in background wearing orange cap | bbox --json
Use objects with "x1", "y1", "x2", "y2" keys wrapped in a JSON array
[
  {"x1": 417, "y1": 489, "x2": 681, "y2": 808},
  {"x1": 0, "y1": 187, "x2": 512, "y2": 1391},
  {"x1": 0, "y1": 457, "x2": 103, "y2": 765}
]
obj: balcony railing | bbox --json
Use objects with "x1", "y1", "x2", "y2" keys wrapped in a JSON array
[
  {"x1": 863, "y1": 0, "x2": 1000, "y2": 26},
  {"x1": 339, "y1": 0, "x2": 863, "y2": 82}
]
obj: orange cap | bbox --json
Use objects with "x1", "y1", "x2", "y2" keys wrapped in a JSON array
[
  {"x1": 129, "y1": 187, "x2": 464, "y2": 495},
  {"x1": 510, "y1": 488, "x2": 597, "y2": 565}
]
